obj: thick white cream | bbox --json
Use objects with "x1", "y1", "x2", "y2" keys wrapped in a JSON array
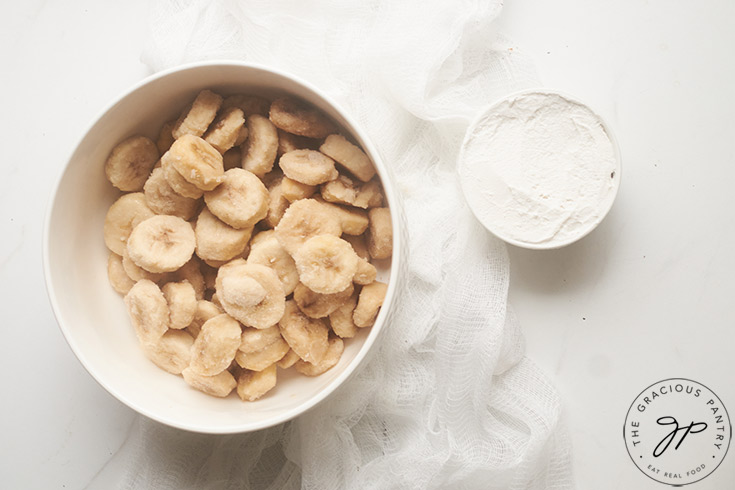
[{"x1": 459, "y1": 92, "x2": 618, "y2": 247}]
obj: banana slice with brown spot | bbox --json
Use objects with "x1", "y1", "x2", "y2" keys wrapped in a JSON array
[
  {"x1": 189, "y1": 313, "x2": 242, "y2": 376},
  {"x1": 222, "y1": 94, "x2": 270, "y2": 117},
  {"x1": 162, "y1": 281, "x2": 197, "y2": 330},
  {"x1": 247, "y1": 231, "x2": 299, "y2": 295},
  {"x1": 161, "y1": 158, "x2": 204, "y2": 199},
  {"x1": 293, "y1": 282, "x2": 354, "y2": 319},
  {"x1": 142, "y1": 329, "x2": 194, "y2": 374},
  {"x1": 278, "y1": 149, "x2": 338, "y2": 186},
  {"x1": 237, "y1": 364, "x2": 277, "y2": 401},
  {"x1": 241, "y1": 114, "x2": 278, "y2": 177},
  {"x1": 353, "y1": 281, "x2": 388, "y2": 328},
  {"x1": 144, "y1": 166, "x2": 201, "y2": 219},
  {"x1": 163, "y1": 134, "x2": 225, "y2": 192},
  {"x1": 172, "y1": 89, "x2": 223, "y2": 139},
  {"x1": 273, "y1": 199, "x2": 342, "y2": 256},
  {"x1": 105, "y1": 135, "x2": 159, "y2": 192},
  {"x1": 195, "y1": 207, "x2": 252, "y2": 262},
  {"x1": 329, "y1": 290, "x2": 359, "y2": 338},
  {"x1": 215, "y1": 260, "x2": 286, "y2": 329},
  {"x1": 204, "y1": 168, "x2": 269, "y2": 229},
  {"x1": 124, "y1": 279, "x2": 169, "y2": 345},
  {"x1": 182, "y1": 367, "x2": 236, "y2": 397},
  {"x1": 278, "y1": 300, "x2": 329, "y2": 365},
  {"x1": 127, "y1": 215, "x2": 196, "y2": 273},
  {"x1": 235, "y1": 338, "x2": 289, "y2": 371},
  {"x1": 294, "y1": 337, "x2": 344, "y2": 376},
  {"x1": 269, "y1": 97, "x2": 336, "y2": 139},
  {"x1": 204, "y1": 107, "x2": 245, "y2": 154},
  {"x1": 281, "y1": 176, "x2": 316, "y2": 202},
  {"x1": 107, "y1": 252, "x2": 136, "y2": 295},
  {"x1": 367, "y1": 207, "x2": 393, "y2": 260},
  {"x1": 293, "y1": 235, "x2": 359, "y2": 294},
  {"x1": 319, "y1": 134, "x2": 376, "y2": 182},
  {"x1": 103, "y1": 192, "x2": 155, "y2": 256}
]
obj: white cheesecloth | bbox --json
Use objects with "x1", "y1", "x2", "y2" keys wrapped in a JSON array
[{"x1": 88, "y1": 1, "x2": 573, "y2": 488}]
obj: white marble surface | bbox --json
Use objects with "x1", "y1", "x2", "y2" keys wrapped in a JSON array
[{"x1": 2, "y1": 0, "x2": 733, "y2": 488}]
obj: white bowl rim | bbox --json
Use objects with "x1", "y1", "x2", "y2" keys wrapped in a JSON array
[
  {"x1": 42, "y1": 59, "x2": 403, "y2": 433},
  {"x1": 457, "y1": 87, "x2": 622, "y2": 250}
]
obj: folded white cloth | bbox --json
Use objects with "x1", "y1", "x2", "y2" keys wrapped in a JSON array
[{"x1": 89, "y1": 1, "x2": 573, "y2": 488}]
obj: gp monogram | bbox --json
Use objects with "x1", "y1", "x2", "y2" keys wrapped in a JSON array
[{"x1": 624, "y1": 378, "x2": 731, "y2": 485}]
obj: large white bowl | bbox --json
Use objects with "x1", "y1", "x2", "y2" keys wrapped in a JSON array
[{"x1": 43, "y1": 61, "x2": 404, "y2": 434}]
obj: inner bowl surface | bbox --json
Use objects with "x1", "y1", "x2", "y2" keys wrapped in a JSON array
[{"x1": 43, "y1": 61, "x2": 401, "y2": 433}]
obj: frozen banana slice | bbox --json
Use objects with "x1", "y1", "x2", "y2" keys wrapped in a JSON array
[
  {"x1": 187, "y1": 299, "x2": 222, "y2": 339},
  {"x1": 161, "y1": 158, "x2": 204, "y2": 199},
  {"x1": 182, "y1": 367, "x2": 236, "y2": 398},
  {"x1": 235, "y1": 337, "x2": 289, "y2": 371},
  {"x1": 105, "y1": 135, "x2": 159, "y2": 192},
  {"x1": 265, "y1": 178, "x2": 289, "y2": 228},
  {"x1": 239, "y1": 324, "x2": 283, "y2": 353},
  {"x1": 353, "y1": 281, "x2": 388, "y2": 328},
  {"x1": 276, "y1": 349, "x2": 300, "y2": 369},
  {"x1": 293, "y1": 235, "x2": 359, "y2": 294},
  {"x1": 242, "y1": 114, "x2": 278, "y2": 177},
  {"x1": 195, "y1": 207, "x2": 252, "y2": 262},
  {"x1": 343, "y1": 234, "x2": 370, "y2": 260},
  {"x1": 216, "y1": 260, "x2": 286, "y2": 329},
  {"x1": 321, "y1": 175, "x2": 383, "y2": 209},
  {"x1": 122, "y1": 247, "x2": 167, "y2": 283},
  {"x1": 237, "y1": 364, "x2": 277, "y2": 401},
  {"x1": 247, "y1": 231, "x2": 299, "y2": 295},
  {"x1": 141, "y1": 329, "x2": 194, "y2": 374},
  {"x1": 189, "y1": 313, "x2": 242, "y2": 376},
  {"x1": 278, "y1": 300, "x2": 329, "y2": 365},
  {"x1": 278, "y1": 149, "x2": 338, "y2": 186},
  {"x1": 295, "y1": 337, "x2": 344, "y2": 376},
  {"x1": 162, "y1": 281, "x2": 197, "y2": 330},
  {"x1": 124, "y1": 279, "x2": 169, "y2": 345},
  {"x1": 204, "y1": 107, "x2": 245, "y2": 154},
  {"x1": 172, "y1": 89, "x2": 223, "y2": 139},
  {"x1": 316, "y1": 199, "x2": 369, "y2": 235},
  {"x1": 274, "y1": 199, "x2": 341, "y2": 256},
  {"x1": 156, "y1": 120, "x2": 176, "y2": 155},
  {"x1": 293, "y1": 282, "x2": 354, "y2": 319},
  {"x1": 222, "y1": 94, "x2": 270, "y2": 117},
  {"x1": 170, "y1": 258, "x2": 206, "y2": 301},
  {"x1": 367, "y1": 207, "x2": 393, "y2": 260},
  {"x1": 163, "y1": 134, "x2": 224, "y2": 191},
  {"x1": 103, "y1": 192, "x2": 155, "y2": 256},
  {"x1": 329, "y1": 290, "x2": 358, "y2": 338},
  {"x1": 320, "y1": 134, "x2": 376, "y2": 182},
  {"x1": 353, "y1": 257, "x2": 377, "y2": 286},
  {"x1": 269, "y1": 97, "x2": 336, "y2": 139},
  {"x1": 144, "y1": 166, "x2": 200, "y2": 219},
  {"x1": 204, "y1": 168, "x2": 269, "y2": 229},
  {"x1": 281, "y1": 176, "x2": 316, "y2": 202},
  {"x1": 277, "y1": 129, "x2": 320, "y2": 157},
  {"x1": 107, "y1": 252, "x2": 136, "y2": 295},
  {"x1": 127, "y1": 215, "x2": 196, "y2": 273}
]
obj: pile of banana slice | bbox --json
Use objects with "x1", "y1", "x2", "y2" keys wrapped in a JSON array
[{"x1": 102, "y1": 89, "x2": 392, "y2": 402}]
